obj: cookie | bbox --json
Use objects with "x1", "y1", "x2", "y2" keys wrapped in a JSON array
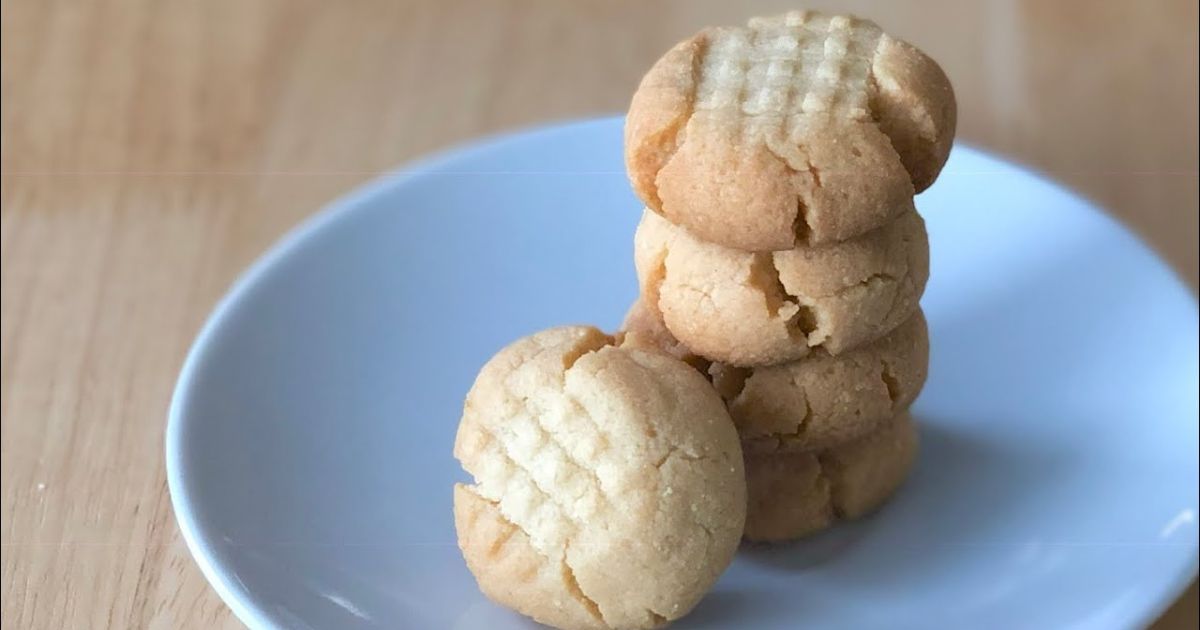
[
  {"x1": 713, "y1": 309, "x2": 927, "y2": 453},
  {"x1": 634, "y1": 207, "x2": 928, "y2": 366},
  {"x1": 743, "y1": 412, "x2": 918, "y2": 542},
  {"x1": 454, "y1": 326, "x2": 746, "y2": 630},
  {"x1": 626, "y1": 10, "x2": 956, "y2": 251},
  {"x1": 622, "y1": 300, "x2": 927, "y2": 452}
]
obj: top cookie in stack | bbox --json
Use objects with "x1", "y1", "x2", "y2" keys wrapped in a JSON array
[{"x1": 626, "y1": 10, "x2": 955, "y2": 253}]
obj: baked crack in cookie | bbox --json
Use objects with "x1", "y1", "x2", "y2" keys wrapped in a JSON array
[
  {"x1": 454, "y1": 326, "x2": 746, "y2": 630},
  {"x1": 626, "y1": 10, "x2": 955, "y2": 251},
  {"x1": 634, "y1": 208, "x2": 928, "y2": 366}
]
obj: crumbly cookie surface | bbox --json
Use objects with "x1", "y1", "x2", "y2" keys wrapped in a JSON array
[
  {"x1": 744, "y1": 412, "x2": 918, "y2": 542},
  {"x1": 454, "y1": 326, "x2": 746, "y2": 630},
  {"x1": 634, "y1": 208, "x2": 928, "y2": 366},
  {"x1": 626, "y1": 10, "x2": 955, "y2": 251}
]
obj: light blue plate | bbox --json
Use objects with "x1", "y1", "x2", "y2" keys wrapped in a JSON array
[{"x1": 167, "y1": 118, "x2": 1199, "y2": 630}]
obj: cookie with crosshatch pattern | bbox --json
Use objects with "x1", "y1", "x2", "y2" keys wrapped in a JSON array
[
  {"x1": 626, "y1": 10, "x2": 956, "y2": 251},
  {"x1": 454, "y1": 326, "x2": 745, "y2": 629}
]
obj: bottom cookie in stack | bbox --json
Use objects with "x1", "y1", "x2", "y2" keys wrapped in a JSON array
[
  {"x1": 743, "y1": 412, "x2": 916, "y2": 542},
  {"x1": 621, "y1": 299, "x2": 926, "y2": 542}
]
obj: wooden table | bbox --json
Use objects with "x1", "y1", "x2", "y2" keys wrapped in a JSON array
[{"x1": 2, "y1": 1, "x2": 1196, "y2": 627}]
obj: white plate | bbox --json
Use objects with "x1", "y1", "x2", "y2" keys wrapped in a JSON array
[{"x1": 167, "y1": 118, "x2": 1199, "y2": 629}]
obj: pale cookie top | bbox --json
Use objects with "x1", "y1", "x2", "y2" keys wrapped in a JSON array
[
  {"x1": 454, "y1": 326, "x2": 745, "y2": 630},
  {"x1": 627, "y1": 10, "x2": 956, "y2": 251}
]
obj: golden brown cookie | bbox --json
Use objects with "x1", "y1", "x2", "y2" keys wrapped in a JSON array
[
  {"x1": 622, "y1": 300, "x2": 927, "y2": 452},
  {"x1": 454, "y1": 326, "x2": 746, "y2": 630},
  {"x1": 626, "y1": 10, "x2": 956, "y2": 251},
  {"x1": 634, "y1": 208, "x2": 928, "y2": 366},
  {"x1": 743, "y1": 412, "x2": 918, "y2": 542},
  {"x1": 713, "y1": 309, "x2": 928, "y2": 453}
]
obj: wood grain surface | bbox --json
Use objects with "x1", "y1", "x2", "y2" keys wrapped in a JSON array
[{"x1": 2, "y1": 0, "x2": 1196, "y2": 627}]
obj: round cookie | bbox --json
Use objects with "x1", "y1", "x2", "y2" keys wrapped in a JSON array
[
  {"x1": 622, "y1": 300, "x2": 927, "y2": 452},
  {"x1": 713, "y1": 309, "x2": 928, "y2": 453},
  {"x1": 634, "y1": 208, "x2": 929, "y2": 366},
  {"x1": 454, "y1": 326, "x2": 746, "y2": 630},
  {"x1": 744, "y1": 412, "x2": 918, "y2": 542},
  {"x1": 625, "y1": 10, "x2": 956, "y2": 251}
]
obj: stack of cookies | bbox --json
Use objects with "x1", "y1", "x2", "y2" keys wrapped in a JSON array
[
  {"x1": 454, "y1": 10, "x2": 957, "y2": 629},
  {"x1": 622, "y1": 10, "x2": 956, "y2": 542}
]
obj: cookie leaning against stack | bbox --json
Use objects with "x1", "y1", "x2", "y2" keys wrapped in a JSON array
[
  {"x1": 623, "y1": 9, "x2": 955, "y2": 542},
  {"x1": 455, "y1": 327, "x2": 745, "y2": 629}
]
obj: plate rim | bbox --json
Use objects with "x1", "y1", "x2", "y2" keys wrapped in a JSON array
[{"x1": 165, "y1": 116, "x2": 1199, "y2": 630}]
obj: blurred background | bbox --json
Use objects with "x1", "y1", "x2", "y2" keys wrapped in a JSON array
[{"x1": 1, "y1": 0, "x2": 1196, "y2": 627}]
